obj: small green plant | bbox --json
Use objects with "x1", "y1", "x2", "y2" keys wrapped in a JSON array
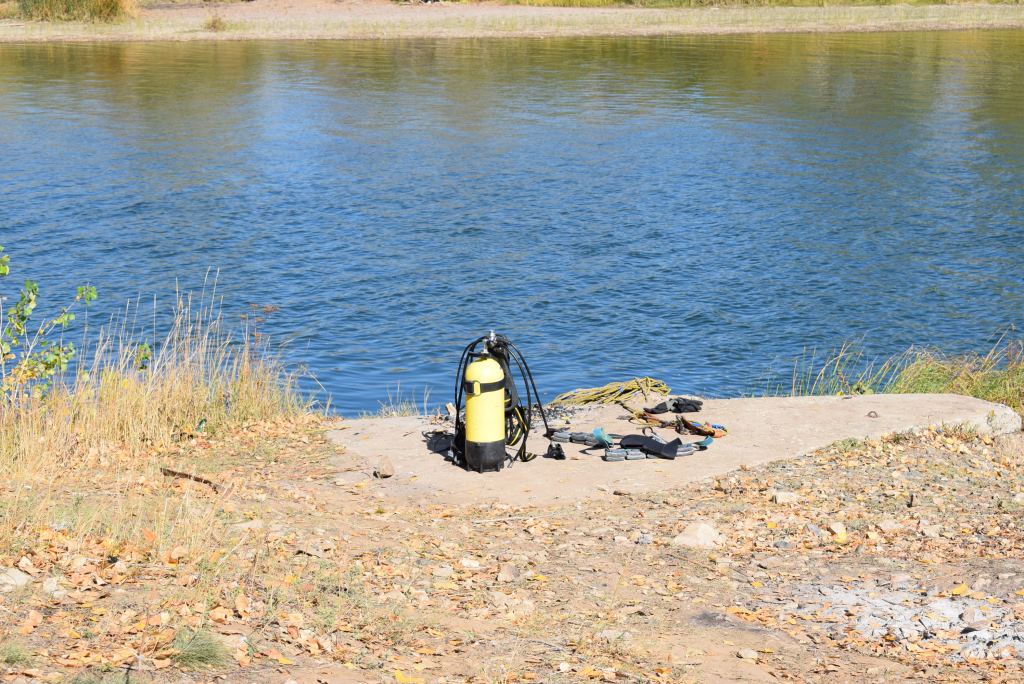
[
  {"x1": 368, "y1": 385, "x2": 432, "y2": 418},
  {"x1": 0, "y1": 244, "x2": 97, "y2": 399},
  {"x1": 0, "y1": 641, "x2": 32, "y2": 666},
  {"x1": 831, "y1": 437, "x2": 864, "y2": 453},
  {"x1": 172, "y1": 628, "x2": 228, "y2": 669}
]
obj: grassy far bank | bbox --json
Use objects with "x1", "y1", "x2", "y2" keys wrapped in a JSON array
[{"x1": 0, "y1": 1, "x2": 1023, "y2": 42}]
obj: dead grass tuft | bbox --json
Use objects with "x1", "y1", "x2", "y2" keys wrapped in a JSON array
[{"x1": 203, "y1": 13, "x2": 227, "y2": 31}]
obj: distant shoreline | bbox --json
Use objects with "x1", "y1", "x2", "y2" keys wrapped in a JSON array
[{"x1": 1, "y1": 2, "x2": 1023, "y2": 43}]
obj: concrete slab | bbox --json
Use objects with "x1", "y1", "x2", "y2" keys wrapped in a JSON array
[{"x1": 326, "y1": 394, "x2": 1020, "y2": 506}]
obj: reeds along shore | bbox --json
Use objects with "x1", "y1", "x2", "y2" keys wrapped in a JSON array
[{"x1": 782, "y1": 338, "x2": 1024, "y2": 417}]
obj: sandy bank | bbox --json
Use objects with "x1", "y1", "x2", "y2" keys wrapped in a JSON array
[
  {"x1": 1, "y1": 1, "x2": 1023, "y2": 43},
  {"x1": 327, "y1": 393, "x2": 1022, "y2": 506}
]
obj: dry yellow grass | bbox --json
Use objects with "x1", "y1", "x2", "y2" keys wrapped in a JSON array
[{"x1": 0, "y1": 294, "x2": 307, "y2": 560}]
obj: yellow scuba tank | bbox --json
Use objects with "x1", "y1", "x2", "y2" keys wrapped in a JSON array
[
  {"x1": 462, "y1": 355, "x2": 507, "y2": 472},
  {"x1": 454, "y1": 332, "x2": 556, "y2": 473}
]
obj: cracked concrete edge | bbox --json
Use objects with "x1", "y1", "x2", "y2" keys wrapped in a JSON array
[{"x1": 964, "y1": 401, "x2": 1022, "y2": 436}]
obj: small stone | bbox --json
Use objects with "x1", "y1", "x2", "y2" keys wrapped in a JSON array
[
  {"x1": 595, "y1": 628, "x2": 632, "y2": 641},
  {"x1": 497, "y1": 563, "x2": 522, "y2": 583},
  {"x1": 297, "y1": 538, "x2": 336, "y2": 558},
  {"x1": 736, "y1": 648, "x2": 758, "y2": 660},
  {"x1": 230, "y1": 518, "x2": 265, "y2": 532},
  {"x1": 636, "y1": 532, "x2": 654, "y2": 545},
  {"x1": 460, "y1": 558, "x2": 481, "y2": 570},
  {"x1": 373, "y1": 456, "x2": 395, "y2": 479},
  {"x1": 0, "y1": 567, "x2": 32, "y2": 592},
  {"x1": 889, "y1": 572, "x2": 913, "y2": 586},
  {"x1": 805, "y1": 523, "x2": 829, "y2": 541},
  {"x1": 770, "y1": 490, "x2": 799, "y2": 505},
  {"x1": 876, "y1": 519, "x2": 900, "y2": 534},
  {"x1": 671, "y1": 522, "x2": 724, "y2": 549},
  {"x1": 42, "y1": 576, "x2": 66, "y2": 598},
  {"x1": 714, "y1": 477, "x2": 738, "y2": 494},
  {"x1": 960, "y1": 607, "x2": 986, "y2": 628}
]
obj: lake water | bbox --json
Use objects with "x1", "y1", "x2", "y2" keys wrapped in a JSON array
[{"x1": 1, "y1": 33, "x2": 1022, "y2": 413}]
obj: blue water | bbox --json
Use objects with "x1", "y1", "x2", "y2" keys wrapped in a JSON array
[{"x1": 1, "y1": 34, "x2": 1023, "y2": 413}]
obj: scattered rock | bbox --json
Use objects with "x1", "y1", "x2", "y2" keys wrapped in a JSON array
[
  {"x1": 827, "y1": 522, "x2": 848, "y2": 543},
  {"x1": 671, "y1": 522, "x2": 724, "y2": 549},
  {"x1": 42, "y1": 576, "x2": 66, "y2": 599},
  {"x1": 230, "y1": 518, "x2": 265, "y2": 532},
  {"x1": 373, "y1": 456, "x2": 395, "y2": 479},
  {"x1": 596, "y1": 629, "x2": 632, "y2": 641},
  {"x1": 771, "y1": 490, "x2": 799, "y2": 505},
  {"x1": 805, "y1": 523, "x2": 829, "y2": 541},
  {"x1": 876, "y1": 519, "x2": 900, "y2": 534},
  {"x1": 0, "y1": 567, "x2": 32, "y2": 592},
  {"x1": 497, "y1": 563, "x2": 522, "y2": 583},
  {"x1": 297, "y1": 538, "x2": 336, "y2": 558}
]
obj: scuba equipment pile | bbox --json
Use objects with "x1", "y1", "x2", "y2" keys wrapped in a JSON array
[
  {"x1": 452, "y1": 332, "x2": 562, "y2": 472},
  {"x1": 547, "y1": 396, "x2": 727, "y2": 462},
  {"x1": 446, "y1": 333, "x2": 725, "y2": 471}
]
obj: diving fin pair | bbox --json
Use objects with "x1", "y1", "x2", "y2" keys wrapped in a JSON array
[{"x1": 619, "y1": 434, "x2": 695, "y2": 459}]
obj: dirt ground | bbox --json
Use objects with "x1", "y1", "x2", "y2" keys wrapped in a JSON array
[
  {"x1": 1, "y1": 1, "x2": 1023, "y2": 43},
  {"x1": 3, "y1": 407, "x2": 1024, "y2": 683}
]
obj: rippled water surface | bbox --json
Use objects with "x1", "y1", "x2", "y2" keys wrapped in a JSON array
[{"x1": 2, "y1": 33, "x2": 1023, "y2": 412}]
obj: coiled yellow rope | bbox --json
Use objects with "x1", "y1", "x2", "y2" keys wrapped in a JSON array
[{"x1": 549, "y1": 377, "x2": 670, "y2": 406}]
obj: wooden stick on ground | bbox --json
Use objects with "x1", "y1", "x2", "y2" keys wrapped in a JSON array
[{"x1": 160, "y1": 467, "x2": 221, "y2": 492}]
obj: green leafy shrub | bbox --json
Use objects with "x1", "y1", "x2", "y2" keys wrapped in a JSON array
[{"x1": 0, "y1": 244, "x2": 97, "y2": 399}]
